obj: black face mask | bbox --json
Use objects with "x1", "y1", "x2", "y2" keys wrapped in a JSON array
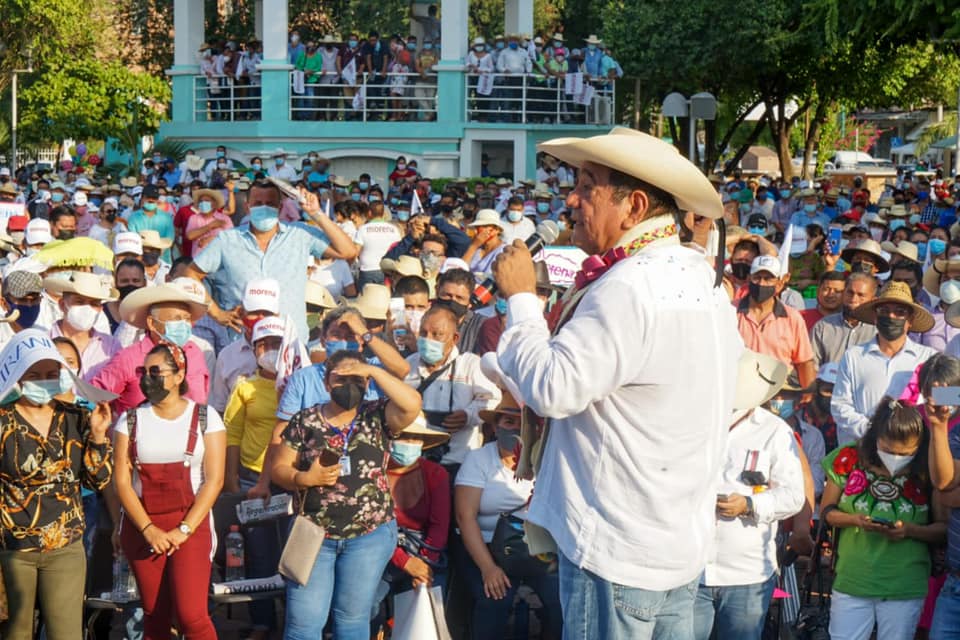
[
  {"x1": 876, "y1": 316, "x2": 907, "y2": 341},
  {"x1": 435, "y1": 297, "x2": 469, "y2": 319},
  {"x1": 57, "y1": 230, "x2": 75, "y2": 241},
  {"x1": 748, "y1": 282, "x2": 777, "y2": 304},
  {"x1": 117, "y1": 284, "x2": 140, "y2": 300},
  {"x1": 730, "y1": 262, "x2": 751, "y2": 280},
  {"x1": 814, "y1": 393, "x2": 832, "y2": 414},
  {"x1": 330, "y1": 382, "x2": 365, "y2": 411},
  {"x1": 850, "y1": 261, "x2": 875, "y2": 274},
  {"x1": 139, "y1": 374, "x2": 170, "y2": 404},
  {"x1": 104, "y1": 212, "x2": 117, "y2": 223},
  {"x1": 142, "y1": 252, "x2": 160, "y2": 267}
]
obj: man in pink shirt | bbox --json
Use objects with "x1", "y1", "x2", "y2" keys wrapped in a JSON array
[
  {"x1": 184, "y1": 188, "x2": 234, "y2": 257},
  {"x1": 91, "y1": 278, "x2": 210, "y2": 416}
]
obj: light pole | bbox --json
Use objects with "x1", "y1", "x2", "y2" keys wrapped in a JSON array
[
  {"x1": 9, "y1": 47, "x2": 34, "y2": 172},
  {"x1": 661, "y1": 91, "x2": 717, "y2": 172}
]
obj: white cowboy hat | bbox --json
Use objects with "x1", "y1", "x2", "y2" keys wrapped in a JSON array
[
  {"x1": 537, "y1": 127, "x2": 724, "y2": 218},
  {"x1": 185, "y1": 154, "x2": 205, "y2": 172},
  {"x1": 139, "y1": 230, "x2": 173, "y2": 250},
  {"x1": 42, "y1": 271, "x2": 118, "y2": 302},
  {"x1": 342, "y1": 284, "x2": 390, "y2": 321},
  {"x1": 880, "y1": 240, "x2": 918, "y2": 264},
  {"x1": 584, "y1": 34, "x2": 603, "y2": 45},
  {"x1": 193, "y1": 188, "x2": 225, "y2": 210},
  {"x1": 839, "y1": 238, "x2": 890, "y2": 273},
  {"x1": 468, "y1": 208, "x2": 506, "y2": 230},
  {"x1": 119, "y1": 281, "x2": 208, "y2": 329},
  {"x1": 305, "y1": 280, "x2": 337, "y2": 309},
  {"x1": 733, "y1": 350, "x2": 789, "y2": 411},
  {"x1": 380, "y1": 255, "x2": 424, "y2": 278},
  {"x1": 396, "y1": 412, "x2": 450, "y2": 450}
]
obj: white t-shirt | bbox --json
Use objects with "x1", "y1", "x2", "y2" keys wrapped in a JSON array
[
  {"x1": 501, "y1": 217, "x2": 535, "y2": 246},
  {"x1": 455, "y1": 442, "x2": 533, "y2": 542},
  {"x1": 311, "y1": 259, "x2": 355, "y2": 298},
  {"x1": 354, "y1": 220, "x2": 402, "y2": 272},
  {"x1": 115, "y1": 400, "x2": 226, "y2": 496}
]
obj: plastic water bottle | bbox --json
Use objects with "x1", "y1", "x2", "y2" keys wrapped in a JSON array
[
  {"x1": 225, "y1": 525, "x2": 245, "y2": 582},
  {"x1": 112, "y1": 553, "x2": 139, "y2": 602}
]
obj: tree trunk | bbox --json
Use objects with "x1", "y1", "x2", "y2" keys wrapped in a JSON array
[
  {"x1": 801, "y1": 101, "x2": 830, "y2": 179},
  {"x1": 668, "y1": 117, "x2": 681, "y2": 154}
]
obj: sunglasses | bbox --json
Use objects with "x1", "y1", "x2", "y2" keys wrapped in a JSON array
[{"x1": 135, "y1": 366, "x2": 178, "y2": 378}]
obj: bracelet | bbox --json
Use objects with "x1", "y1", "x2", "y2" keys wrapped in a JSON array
[{"x1": 141, "y1": 522, "x2": 154, "y2": 533}]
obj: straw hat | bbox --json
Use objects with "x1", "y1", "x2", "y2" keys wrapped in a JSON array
[
  {"x1": 839, "y1": 238, "x2": 890, "y2": 272},
  {"x1": 923, "y1": 257, "x2": 960, "y2": 296},
  {"x1": 733, "y1": 350, "x2": 789, "y2": 411},
  {"x1": 42, "y1": 271, "x2": 118, "y2": 302},
  {"x1": 479, "y1": 391, "x2": 522, "y2": 424},
  {"x1": 0, "y1": 183, "x2": 17, "y2": 196},
  {"x1": 380, "y1": 254, "x2": 424, "y2": 278},
  {"x1": 887, "y1": 204, "x2": 909, "y2": 218},
  {"x1": 584, "y1": 34, "x2": 603, "y2": 45},
  {"x1": 880, "y1": 240, "x2": 918, "y2": 264},
  {"x1": 468, "y1": 209, "x2": 505, "y2": 230},
  {"x1": 395, "y1": 412, "x2": 450, "y2": 450},
  {"x1": 851, "y1": 280, "x2": 934, "y2": 333},
  {"x1": 537, "y1": 127, "x2": 723, "y2": 219},
  {"x1": 305, "y1": 280, "x2": 336, "y2": 309},
  {"x1": 193, "y1": 188, "x2": 225, "y2": 210},
  {"x1": 139, "y1": 230, "x2": 173, "y2": 250},
  {"x1": 343, "y1": 284, "x2": 389, "y2": 321},
  {"x1": 119, "y1": 281, "x2": 208, "y2": 329},
  {"x1": 120, "y1": 176, "x2": 138, "y2": 188}
]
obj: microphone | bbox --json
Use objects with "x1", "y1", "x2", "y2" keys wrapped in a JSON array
[{"x1": 471, "y1": 220, "x2": 560, "y2": 308}]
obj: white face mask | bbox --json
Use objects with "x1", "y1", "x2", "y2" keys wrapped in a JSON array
[
  {"x1": 257, "y1": 349, "x2": 279, "y2": 373},
  {"x1": 65, "y1": 304, "x2": 99, "y2": 332},
  {"x1": 877, "y1": 449, "x2": 915, "y2": 476}
]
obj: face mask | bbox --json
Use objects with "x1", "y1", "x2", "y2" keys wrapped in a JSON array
[
  {"x1": 390, "y1": 441, "x2": 423, "y2": 466},
  {"x1": 274, "y1": 157, "x2": 284, "y2": 167},
  {"x1": 104, "y1": 212, "x2": 117, "y2": 223},
  {"x1": 161, "y1": 319, "x2": 192, "y2": 347},
  {"x1": 916, "y1": 242, "x2": 927, "y2": 261},
  {"x1": 142, "y1": 252, "x2": 160, "y2": 267},
  {"x1": 536, "y1": 202, "x2": 551, "y2": 214},
  {"x1": 424, "y1": 43, "x2": 433, "y2": 50},
  {"x1": 768, "y1": 398, "x2": 795, "y2": 420},
  {"x1": 870, "y1": 228, "x2": 884, "y2": 242},
  {"x1": 51, "y1": 192, "x2": 65, "y2": 203},
  {"x1": 21, "y1": 379, "x2": 64, "y2": 406},
  {"x1": 780, "y1": 190, "x2": 792, "y2": 199},
  {"x1": 325, "y1": 339, "x2": 360, "y2": 353},
  {"x1": 876, "y1": 316, "x2": 906, "y2": 341},
  {"x1": 198, "y1": 201, "x2": 213, "y2": 214},
  {"x1": 929, "y1": 238, "x2": 947, "y2": 256},
  {"x1": 804, "y1": 203, "x2": 817, "y2": 214},
  {"x1": 142, "y1": 201, "x2": 157, "y2": 212},
  {"x1": 153, "y1": 156, "x2": 162, "y2": 163},
  {"x1": 588, "y1": 44, "x2": 597, "y2": 51},
  {"x1": 508, "y1": 42, "x2": 519, "y2": 50},
  {"x1": 407, "y1": 42, "x2": 417, "y2": 50},
  {"x1": 496, "y1": 426, "x2": 522, "y2": 452},
  {"x1": 59, "y1": 368, "x2": 75, "y2": 395},
  {"x1": 139, "y1": 373, "x2": 170, "y2": 404},
  {"x1": 877, "y1": 449, "x2": 915, "y2": 476},
  {"x1": 815, "y1": 393, "x2": 832, "y2": 414},
  {"x1": 496, "y1": 42, "x2": 505, "y2": 50},
  {"x1": 739, "y1": 203, "x2": 752, "y2": 214},
  {"x1": 216, "y1": 150, "x2": 225, "y2": 158},
  {"x1": 9, "y1": 302, "x2": 40, "y2": 328},
  {"x1": 850, "y1": 260, "x2": 874, "y2": 274},
  {"x1": 250, "y1": 205, "x2": 279, "y2": 232},
  {"x1": 417, "y1": 336, "x2": 447, "y2": 365},
  {"x1": 57, "y1": 230, "x2": 75, "y2": 241},
  {"x1": 748, "y1": 282, "x2": 777, "y2": 304},
  {"x1": 421, "y1": 253, "x2": 442, "y2": 274},
  {"x1": 217, "y1": 162, "x2": 227, "y2": 170},
  {"x1": 117, "y1": 284, "x2": 140, "y2": 300},
  {"x1": 495, "y1": 298, "x2": 508, "y2": 315},
  {"x1": 257, "y1": 349, "x2": 279, "y2": 373},
  {"x1": 507, "y1": 209, "x2": 523, "y2": 223},
  {"x1": 730, "y1": 262, "x2": 751, "y2": 280},
  {"x1": 369, "y1": 195, "x2": 381, "y2": 203},
  {"x1": 747, "y1": 225, "x2": 766, "y2": 236},
  {"x1": 252, "y1": 163, "x2": 262, "y2": 170},
  {"x1": 888, "y1": 219, "x2": 906, "y2": 232},
  {"x1": 66, "y1": 304, "x2": 98, "y2": 332},
  {"x1": 398, "y1": 210, "x2": 411, "y2": 222},
  {"x1": 396, "y1": 163, "x2": 406, "y2": 171},
  {"x1": 438, "y1": 298, "x2": 468, "y2": 319},
  {"x1": 358, "y1": 181, "x2": 369, "y2": 191},
  {"x1": 474, "y1": 45, "x2": 484, "y2": 52},
  {"x1": 331, "y1": 382, "x2": 364, "y2": 410},
  {"x1": 348, "y1": 40, "x2": 358, "y2": 48},
  {"x1": 351, "y1": 193, "x2": 362, "y2": 202}
]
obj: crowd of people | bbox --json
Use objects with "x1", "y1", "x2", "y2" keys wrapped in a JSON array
[{"x1": 3, "y1": 130, "x2": 960, "y2": 640}]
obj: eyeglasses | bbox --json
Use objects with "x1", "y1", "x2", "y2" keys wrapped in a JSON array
[
  {"x1": 876, "y1": 304, "x2": 911, "y2": 319},
  {"x1": 135, "y1": 366, "x2": 178, "y2": 378}
]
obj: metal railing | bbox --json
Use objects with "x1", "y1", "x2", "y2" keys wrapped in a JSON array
[
  {"x1": 193, "y1": 75, "x2": 263, "y2": 122},
  {"x1": 288, "y1": 71, "x2": 438, "y2": 122},
  {"x1": 463, "y1": 72, "x2": 615, "y2": 125}
]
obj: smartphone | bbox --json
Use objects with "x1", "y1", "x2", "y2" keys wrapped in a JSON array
[
  {"x1": 870, "y1": 517, "x2": 897, "y2": 528},
  {"x1": 828, "y1": 227, "x2": 842, "y2": 255},
  {"x1": 932, "y1": 386, "x2": 960, "y2": 406},
  {"x1": 389, "y1": 297, "x2": 406, "y2": 327}
]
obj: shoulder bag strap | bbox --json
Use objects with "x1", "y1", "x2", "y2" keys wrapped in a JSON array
[
  {"x1": 184, "y1": 404, "x2": 202, "y2": 464},
  {"x1": 417, "y1": 358, "x2": 455, "y2": 395},
  {"x1": 127, "y1": 409, "x2": 139, "y2": 468}
]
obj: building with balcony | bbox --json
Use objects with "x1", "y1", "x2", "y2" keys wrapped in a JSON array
[{"x1": 159, "y1": 0, "x2": 615, "y2": 182}]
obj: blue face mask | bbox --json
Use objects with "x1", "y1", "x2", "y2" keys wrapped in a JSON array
[
  {"x1": 588, "y1": 44, "x2": 597, "y2": 51},
  {"x1": 143, "y1": 201, "x2": 157, "y2": 212},
  {"x1": 198, "y1": 201, "x2": 213, "y2": 213},
  {"x1": 407, "y1": 42, "x2": 417, "y2": 50},
  {"x1": 358, "y1": 181, "x2": 369, "y2": 191},
  {"x1": 888, "y1": 219, "x2": 906, "y2": 232},
  {"x1": 51, "y1": 192, "x2": 65, "y2": 203},
  {"x1": 390, "y1": 441, "x2": 423, "y2": 466},
  {"x1": 768, "y1": 398, "x2": 795, "y2": 420},
  {"x1": 9, "y1": 301, "x2": 40, "y2": 328},
  {"x1": 804, "y1": 203, "x2": 817, "y2": 213},
  {"x1": 252, "y1": 163, "x2": 262, "y2": 170},
  {"x1": 917, "y1": 242, "x2": 928, "y2": 261},
  {"x1": 249, "y1": 205, "x2": 279, "y2": 232},
  {"x1": 537, "y1": 202, "x2": 550, "y2": 214},
  {"x1": 507, "y1": 209, "x2": 523, "y2": 222},
  {"x1": 325, "y1": 339, "x2": 360, "y2": 353},
  {"x1": 417, "y1": 336, "x2": 447, "y2": 365},
  {"x1": 780, "y1": 190, "x2": 792, "y2": 199},
  {"x1": 348, "y1": 40, "x2": 358, "y2": 48},
  {"x1": 390, "y1": 198, "x2": 400, "y2": 206},
  {"x1": 398, "y1": 210, "x2": 411, "y2": 222},
  {"x1": 351, "y1": 193, "x2": 362, "y2": 201},
  {"x1": 274, "y1": 157, "x2": 284, "y2": 167},
  {"x1": 930, "y1": 238, "x2": 948, "y2": 256},
  {"x1": 495, "y1": 298, "x2": 508, "y2": 315},
  {"x1": 162, "y1": 319, "x2": 192, "y2": 347},
  {"x1": 508, "y1": 42, "x2": 519, "y2": 50},
  {"x1": 20, "y1": 378, "x2": 64, "y2": 406},
  {"x1": 216, "y1": 151, "x2": 225, "y2": 158},
  {"x1": 747, "y1": 226, "x2": 766, "y2": 235},
  {"x1": 496, "y1": 41, "x2": 505, "y2": 50},
  {"x1": 424, "y1": 43, "x2": 433, "y2": 50},
  {"x1": 369, "y1": 195, "x2": 380, "y2": 202}
]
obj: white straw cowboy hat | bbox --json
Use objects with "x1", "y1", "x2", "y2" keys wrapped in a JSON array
[
  {"x1": 396, "y1": 412, "x2": 450, "y2": 450},
  {"x1": 924, "y1": 257, "x2": 960, "y2": 297},
  {"x1": 537, "y1": 127, "x2": 724, "y2": 218},
  {"x1": 851, "y1": 280, "x2": 935, "y2": 333},
  {"x1": 380, "y1": 254, "x2": 424, "y2": 278},
  {"x1": 42, "y1": 271, "x2": 118, "y2": 302},
  {"x1": 139, "y1": 230, "x2": 174, "y2": 251},
  {"x1": 193, "y1": 188, "x2": 225, "y2": 210},
  {"x1": 305, "y1": 280, "x2": 337, "y2": 309},
  {"x1": 733, "y1": 350, "x2": 789, "y2": 411},
  {"x1": 468, "y1": 209, "x2": 506, "y2": 230},
  {"x1": 119, "y1": 281, "x2": 208, "y2": 329},
  {"x1": 839, "y1": 238, "x2": 890, "y2": 273},
  {"x1": 185, "y1": 154, "x2": 205, "y2": 172},
  {"x1": 342, "y1": 284, "x2": 390, "y2": 321},
  {"x1": 880, "y1": 240, "x2": 919, "y2": 264}
]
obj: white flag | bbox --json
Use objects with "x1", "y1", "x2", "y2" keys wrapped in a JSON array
[
  {"x1": 476, "y1": 73, "x2": 494, "y2": 96},
  {"x1": 778, "y1": 224, "x2": 793, "y2": 277},
  {"x1": 565, "y1": 72, "x2": 583, "y2": 96},
  {"x1": 275, "y1": 315, "x2": 307, "y2": 392},
  {"x1": 291, "y1": 70, "x2": 305, "y2": 95},
  {"x1": 351, "y1": 84, "x2": 366, "y2": 111},
  {"x1": 342, "y1": 58, "x2": 357, "y2": 87},
  {"x1": 411, "y1": 190, "x2": 424, "y2": 217}
]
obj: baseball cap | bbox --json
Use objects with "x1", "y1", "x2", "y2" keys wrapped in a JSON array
[
  {"x1": 72, "y1": 191, "x2": 88, "y2": 207},
  {"x1": 25, "y1": 219, "x2": 52, "y2": 246},
  {"x1": 439, "y1": 257, "x2": 470, "y2": 274},
  {"x1": 817, "y1": 362, "x2": 839, "y2": 385},
  {"x1": 141, "y1": 184, "x2": 160, "y2": 200},
  {"x1": 242, "y1": 278, "x2": 280, "y2": 313},
  {"x1": 113, "y1": 231, "x2": 143, "y2": 256},
  {"x1": 5, "y1": 216, "x2": 28, "y2": 233},
  {"x1": 745, "y1": 213, "x2": 768, "y2": 230},
  {"x1": 749, "y1": 255, "x2": 781, "y2": 276},
  {"x1": 252, "y1": 316, "x2": 286, "y2": 343}
]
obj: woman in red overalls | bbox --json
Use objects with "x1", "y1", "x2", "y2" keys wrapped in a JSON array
[{"x1": 113, "y1": 343, "x2": 226, "y2": 639}]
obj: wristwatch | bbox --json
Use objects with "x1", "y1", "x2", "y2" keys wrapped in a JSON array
[
  {"x1": 178, "y1": 521, "x2": 193, "y2": 536},
  {"x1": 361, "y1": 331, "x2": 374, "y2": 344},
  {"x1": 743, "y1": 496, "x2": 755, "y2": 519}
]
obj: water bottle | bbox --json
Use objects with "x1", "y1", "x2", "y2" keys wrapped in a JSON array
[
  {"x1": 112, "y1": 552, "x2": 139, "y2": 602},
  {"x1": 225, "y1": 525, "x2": 245, "y2": 582}
]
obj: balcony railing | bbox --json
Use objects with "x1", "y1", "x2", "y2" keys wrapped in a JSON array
[
  {"x1": 289, "y1": 71, "x2": 438, "y2": 122},
  {"x1": 193, "y1": 75, "x2": 262, "y2": 122},
  {"x1": 464, "y1": 72, "x2": 615, "y2": 125}
]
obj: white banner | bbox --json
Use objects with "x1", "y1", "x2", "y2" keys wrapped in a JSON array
[
  {"x1": 534, "y1": 246, "x2": 589, "y2": 287},
  {"x1": 564, "y1": 72, "x2": 583, "y2": 96},
  {"x1": 342, "y1": 58, "x2": 357, "y2": 87},
  {"x1": 476, "y1": 73, "x2": 494, "y2": 96},
  {"x1": 291, "y1": 70, "x2": 305, "y2": 95},
  {"x1": 351, "y1": 84, "x2": 366, "y2": 111},
  {"x1": 574, "y1": 83, "x2": 595, "y2": 106}
]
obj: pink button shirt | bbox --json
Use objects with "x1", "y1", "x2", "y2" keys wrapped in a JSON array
[{"x1": 50, "y1": 322, "x2": 122, "y2": 380}]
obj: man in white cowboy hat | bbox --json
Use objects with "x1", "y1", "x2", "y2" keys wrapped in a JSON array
[
  {"x1": 463, "y1": 209, "x2": 507, "y2": 280},
  {"x1": 138, "y1": 230, "x2": 174, "y2": 286},
  {"x1": 267, "y1": 149, "x2": 297, "y2": 182},
  {"x1": 184, "y1": 188, "x2": 232, "y2": 258},
  {"x1": 582, "y1": 35, "x2": 604, "y2": 80},
  {"x1": 840, "y1": 238, "x2": 890, "y2": 277},
  {"x1": 695, "y1": 350, "x2": 805, "y2": 639},
  {"x1": 832, "y1": 280, "x2": 937, "y2": 444},
  {"x1": 45, "y1": 272, "x2": 121, "y2": 377},
  {"x1": 490, "y1": 127, "x2": 742, "y2": 637},
  {"x1": 810, "y1": 272, "x2": 878, "y2": 368},
  {"x1": 788, "y1": 188, "x2": 830, "y2": 232},
  {"x1": 91, "y1": 278, "x2": 210, "y2": 416}
]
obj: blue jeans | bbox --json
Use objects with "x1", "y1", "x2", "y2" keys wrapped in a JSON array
[
  {"x1": 558, "y1": 552, "x2": 698, "y2": 640},
  {"x1": 357, "y1": 269, "x2": 385, "y2": 290},
  {"x1": 932, "y1": 573, "x2": 960, "y2": 639},
  {"x1": 239, "y1": 474, "x2": 284, "y2": 631},
  {"x1": 693, "y1": 574, "x2": 777, "y2": 640},
  {"x1": 283, "y1": 520, "x2": 397, "y2": 640}
]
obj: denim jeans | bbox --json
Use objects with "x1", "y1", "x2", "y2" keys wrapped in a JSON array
[
  {"x1": 932, "y1": 574, "x2": 960, "y2": 639},
  {"x1": 283, "y1": 519, "x2": 397, "y2": 640},
  {"x1": 693, "y1": 573, "x2": 777, "y2": 640},
  {"x1": 357, "y1": 269, "x2": 385, "y2": 291},
  {"x1": 558, "y1": 551, "x2": 698, "y2": 640},
  {"x1": 240, "y1": 474, "x2": 284, "y2": 631}
]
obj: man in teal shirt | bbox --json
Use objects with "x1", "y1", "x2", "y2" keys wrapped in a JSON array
[{"x1": 126, "y1": 184, "x2": 175, "y2": 262}]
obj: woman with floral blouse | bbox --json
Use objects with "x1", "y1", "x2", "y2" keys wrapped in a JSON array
[
  {"x1": 0, "y1": 330, "x2": 113, "y2": 639},
  {"x1": 820, "y1": 396, "x2": 946, "y2": 640},
  {"x1": 272, "y1": 349, "x2": 421, "y2": 640}
]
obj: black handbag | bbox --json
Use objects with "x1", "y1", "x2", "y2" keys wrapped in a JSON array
[
  {"x1": 397, "y1": 527, "x2": 448, "y2": 570},
  {"x1": 490, "y1": 506, "x2": 554, "y2": 578}
]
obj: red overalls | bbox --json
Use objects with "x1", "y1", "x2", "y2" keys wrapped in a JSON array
[{"x1": 120, "y1": 405, "x2": 217, "y2": 640}]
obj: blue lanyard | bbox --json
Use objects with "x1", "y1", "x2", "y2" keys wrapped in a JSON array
[{"x1": 328, "y1": 417, "x2": 358, "y2": 456}]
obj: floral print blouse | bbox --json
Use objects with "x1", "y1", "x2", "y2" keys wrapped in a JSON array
[
  {"x1": 0, "y1": 402, "x2": 113, "y2": 552},
  {"x1": 283, "y1": 399, "x2": 394, "y2": 539}
]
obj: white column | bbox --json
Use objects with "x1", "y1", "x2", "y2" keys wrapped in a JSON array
[
  {"x1": 173, "y1": 0, "x2": 204, "y2": 67},
  {"x1": 441, "y1": 0, "x2": 468, "y2": 63},
  {"x1": 262, "y1": 0, "x2": 289, "y2": 64},
  {"x1": 504, "y1": 0, "x2": 533, "y2": 38},
  {"x1": 254, "y1": 0, "x2": 264, "y2": 41}
]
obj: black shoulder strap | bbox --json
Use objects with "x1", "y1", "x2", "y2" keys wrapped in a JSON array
[{"x1": 417, "y1": 358, "x2": 455, "y2": 395}]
